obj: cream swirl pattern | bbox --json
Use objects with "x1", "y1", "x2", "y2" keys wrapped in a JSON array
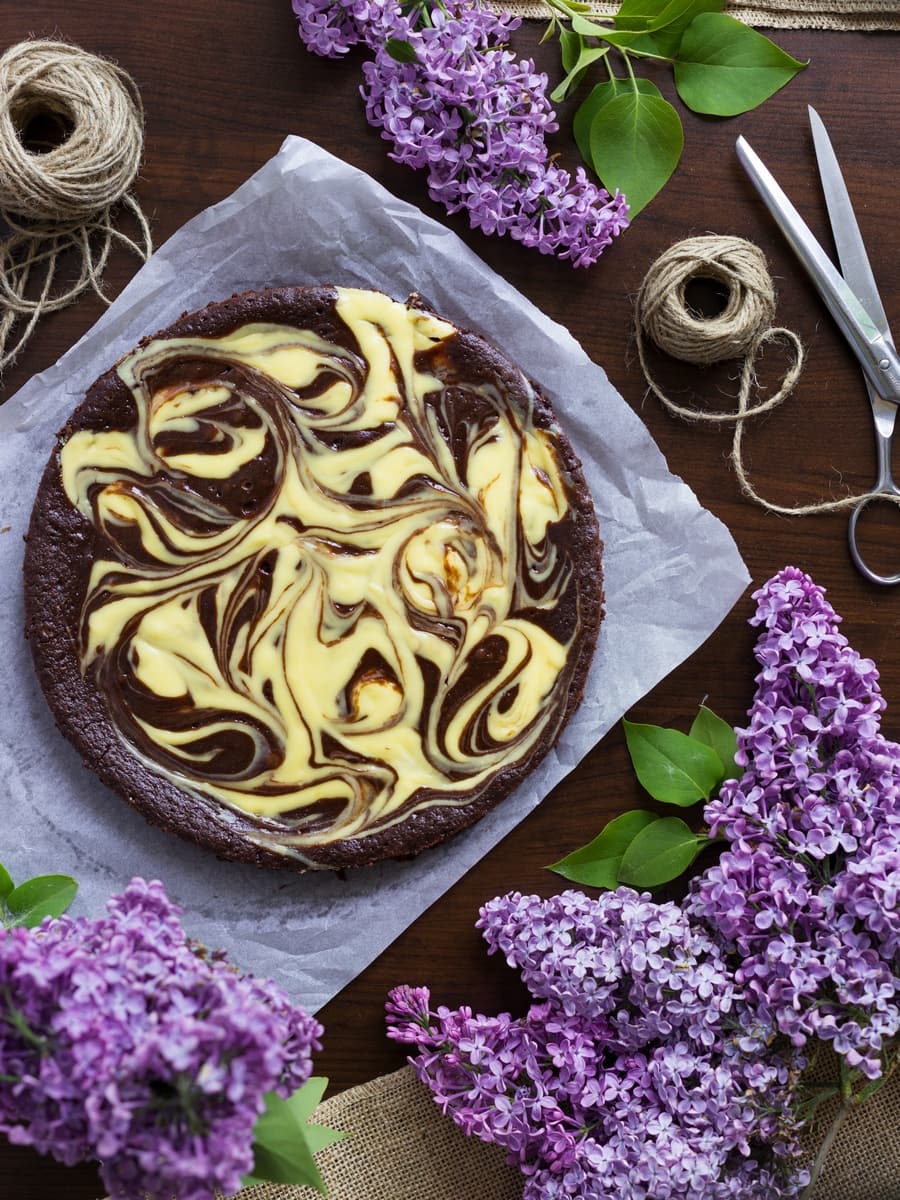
[{"x1": 30, "y1": 287, "x2": 601, "y2": 868}]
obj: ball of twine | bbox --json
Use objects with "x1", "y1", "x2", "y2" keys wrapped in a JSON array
[
  {"x1": 0, "y1": 40, "x2": 152, "y2": 382},
  {"x1": 637, "y1": 235, "x2": 777, "y2": 367}
]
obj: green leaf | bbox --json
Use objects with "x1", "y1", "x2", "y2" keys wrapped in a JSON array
[
  {"x1": 385, "y1": 38, "x2": 418, "y2": 64},
  {"x1": 588, "y1": 91, "x2": 683, "y2": 216},
  {"x1": 303, "y1": 1118, "x2": 346, "y2": 1157},
  {"x1": 855, "y1": 1072, "x2": 892, "y2": 1104},
  {"x1": 0, "y1": 865, "x2": 14, "y2": 901},
  {"x1": 571, "y1": 13, "x2": 616, "y2": 37},
  {"x1": 559, "y1": 26, "x2": 583, "y2": 72},
  {"x1": 689, "y1": 705, "x2": 739, "y2": 781},
  {"x1": 623, "y1": 719, "x2": 722, "y2": 803},
  {"x1": 585, "y1": 0, "x2": 719, "y2": 57},
  {"x1": 674, "y1": 13, "x2": 807, "y2": 116},
  {"x1": 547, "y1": 810, "x2": 659, "y2": 888},
  {"x1": 297, "y1": 1077, "x2": 329, "y2": 1118},
  {"x1": 5, "y1": 875, "x2": 78, "y2": 928},
  {"x1": 568, "y1": 2, "x2": 687, "y2": 46},
  {"x1": 616, "y1": 0, "x2": 679, "y2": 25},
  {"x1": 613, "y1": 0, "x2": 664, "y2": 30},
  {"x1": 542, "y1": 0, "x2": 594, "y2": 16},
  {"x1": 540, "y1": 16, "x2": 559, "y2": 44},
  {"x1": 617, "y1": 816, "x2": 707, "y2": 886},
  {"x1": 244, "y1": 1079, "x2": 345, "y2": 1195},
  {"x1": 567, "y1": 11, "x2": 678, "y2": 57},
  {"x1": 588, "y1": 27, "x2": 667, "y2": 51},
  {"x1": 550, "y1": 42, "x2": 609, "y2": 103},
  {"x1": 615, "y1": 0, "x2": 724, "y2": 49},
  {"x1": 625, "y1": 0, "x2": 725, "y2": 57},
  {"x1": 573, "y1": 77, "x2": 662, "y2": 164}
]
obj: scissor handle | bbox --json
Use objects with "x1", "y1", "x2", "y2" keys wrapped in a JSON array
[
  {"x1": 847, "y1": 399, "x2": 900, "y2": 585},
  {"x1": 848, "y1": 491, "x2": 900, "y2": 585}
]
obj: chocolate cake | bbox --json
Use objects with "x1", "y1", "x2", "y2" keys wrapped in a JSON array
[{"x1": 24, "y1": 286, "x2": 603, "y2": 870}]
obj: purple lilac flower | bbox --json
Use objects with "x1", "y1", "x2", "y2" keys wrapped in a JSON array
[
  {"x1": 688, "y1": 567, "x2": 900, "y2": 1080},
  {"x1": 0, "y1": 878, "x2": 322, "y2": 1200},
  {"x1": 292, "y1": 0, "x2": 629, "y2": 265},
  {"x1": 388, "y1": 889, "x2": 807, "y2": 1200},
  {"x1": 291, "y1": 0, "x2": 408, "y2": 55}
]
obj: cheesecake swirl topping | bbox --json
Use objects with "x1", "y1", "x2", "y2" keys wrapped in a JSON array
[{"x1": 59, "y1": 288, "x2": 583, "y2": 857}]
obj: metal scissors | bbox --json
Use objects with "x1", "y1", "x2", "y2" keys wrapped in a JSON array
[{"x1": 736, "y1": 107, "x2": 900, "y2": 586}]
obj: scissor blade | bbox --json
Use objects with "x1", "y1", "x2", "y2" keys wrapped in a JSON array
[
  {"x1": 808, "y1": 106, "x2": 898, "y2": 437},
  {"x1": 808, "y1": 105, "x2": 892, "y2": 341},
  {"x1": 736, "y1": 135, "x2": 900, "y2": 407}
]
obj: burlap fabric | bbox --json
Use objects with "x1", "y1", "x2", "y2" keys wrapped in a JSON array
[
  {"x1": 104, "y1": 1061, "x2": 896, "y2": 1200},
  {"x1": 253, "y1": 1067, "x2": 522, "y2": 1200},
  {"x1": 796, "y1": 1051, "x2": 900, "y2": 1200},
  {"x1": 258, "y1": 1064, "x2": 900, "y2": 1200},
  {"x1": 493, "y1": 0, "x2": 900, "y2": 30}
]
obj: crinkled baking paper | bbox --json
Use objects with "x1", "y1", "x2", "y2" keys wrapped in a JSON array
[{"x1": 0, "y1": 137, "x2": 749, "y2": 1011}]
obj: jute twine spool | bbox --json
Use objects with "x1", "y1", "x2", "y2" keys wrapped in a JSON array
[
  {"x1": 634, "y1": 234, "x2": 898, "y2": 517},
  {"x1": 0, "y1": 40, "x2": 152, "y2": 381},
  {"x1": 638, "y1": 236, "x2": 779, "y2": 367}
]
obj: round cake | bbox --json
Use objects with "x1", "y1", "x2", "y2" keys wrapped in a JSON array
[{"x1": 24, "y1": 286, "x2": 603, "y2": 871}]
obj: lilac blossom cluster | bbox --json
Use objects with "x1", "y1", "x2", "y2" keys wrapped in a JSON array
[
  {"x1": 291, "y1": 0, "x2": 629, "y2": 266},
  {"x1": 0, "y1": 878, "x2": 322, "y2": 1200},
  {"x1": 292, "y1": 0, "x2": 406, "y2": 57},
  {"x1": 688, "y1": 566, "x2": 900, "y2": 1082},
  {"x1": 388, "y1": 889, "x2": 807, "y2": 1200}
]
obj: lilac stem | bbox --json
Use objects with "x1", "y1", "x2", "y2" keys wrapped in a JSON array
[{"x1": 801, "y1": 1097, "x2": 852, "y2": 1199}]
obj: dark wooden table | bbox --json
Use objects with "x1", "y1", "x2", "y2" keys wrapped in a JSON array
[{"x1": 1, "y1": 4, "x2": 898, "y2": 1197}]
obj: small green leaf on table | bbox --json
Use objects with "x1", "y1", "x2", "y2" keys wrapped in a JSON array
[
  {"x1": 4, "y1": 875, "x2": 78, "y2": 928},
  {"x1": 674, "y1": 13, "x2": 807, "y2": 116},
  {"x1": 588, "y1": 90, "x2": 683, "y2": 216},
  {"x1": 551, "y1": 38, "x2": 609, "y2": 103},
  {"x1": 244, "y1": 1077, "x2": 345, "y2": 1195},
  {"x1": 573, "y1": 77, "x2": 662, "y2": 164},
  {"x1": 559, "y1": 25, "x2": 583, "y2": 70},
  {"x1": 617, "y1": 816, "x2": 708, "y2": 887},
  {"x1": 689, "y1": 704, "x2": 739, "y2": 781},
  {"x1": 0, "y1": 864, "x2": 14, "y2": 901},
  {"x1": 623, "y1": 719, "x2": 723, "y2": 804},
  {"x1": 548, "y1": 809, "x2": 660, "y2": 888}
]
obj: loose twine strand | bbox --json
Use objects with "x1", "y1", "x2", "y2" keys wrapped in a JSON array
[
  {"x1": 634, "y1": 234, "x2": 898, "y2": 517},
  {"x1": 0, "y1": 40, "x2": 152, "y2": 380}
]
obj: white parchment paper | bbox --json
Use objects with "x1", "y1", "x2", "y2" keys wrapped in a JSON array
[{"x1": 0, "y1": 137, "x2": 749, "y2": 1012}]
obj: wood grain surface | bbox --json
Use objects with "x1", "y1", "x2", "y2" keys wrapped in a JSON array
[{"x1": 1, "y1": 5, "x2": 898, "y2": 1197}]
